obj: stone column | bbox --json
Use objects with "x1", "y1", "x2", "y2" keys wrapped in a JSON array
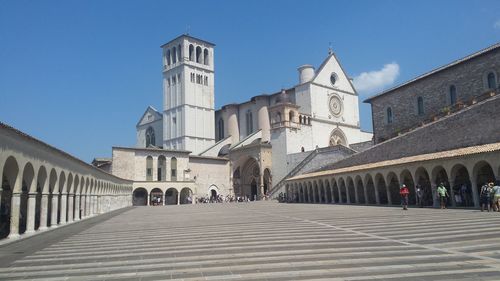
[
  {"x1": 25, "y1": 193, "x2": 37, "y2": 233},
  {"x1": 337, "y1": 186, "x2": 342, "y2": 203},
  {"x1": 74, "y1": 194, "x2": 80, "y2": 221},
  {"x1": 67, "y1": 194, "x2": 74, "y2": 222},
  {"x1": 374, "y1": 185, "x2": 380, "y2": 205},
  {"x1": 346, "y1": 186, "x2": 351, "y2": 204},
  {"x1": 51, "y1": 194, "x2": 58, "y2": 227},
  {"x1": 471, "y1": 179, "x2": 479, "y2": 208},
  {"x1": 39, "y1": 193, "x2": 49, "y2": 230},
  {"x1": 8, "y1": 192, "x2": 21, "y2": 239},
  {"x1": 330, "y1": 186, "x2": 335, "y2": 203},
  {"x1": 60, "y1": 194, "x2": 67, "y2": 224},
  {"x1": 147, "y1": 193, "x2": 150, "y2": 206},
  {"x1": 354, "y1": 185, "x2": 359, "y2": 204},
  {"x1": 177, "y1": 192, "x2": 180, "y2": 205}
]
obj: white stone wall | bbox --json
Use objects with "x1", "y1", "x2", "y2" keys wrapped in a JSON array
[
  {"x1": 188, "y1": 156, "x2": 231, "y2": 198},
  {"x1": 136, "y1": 119, "x2": 163, "y2": 148}
]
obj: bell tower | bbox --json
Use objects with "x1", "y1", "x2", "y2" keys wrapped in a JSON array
[{"x1": 161, "y1": 35, "x2": 215, "y2": 153}]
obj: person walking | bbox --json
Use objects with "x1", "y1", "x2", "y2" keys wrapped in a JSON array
[
  {"x1": 400, "y1": 184, "x2": 409, "y2": 210},
  {"x1": 480, "y1": 183, "x2": 492, "y2": 212},
  {"x1": 437, "y1": 183, "x2": 448, "y2": 209},
  {"x1": 491, "y1": 181, "x2": 500, "y2": 212}
]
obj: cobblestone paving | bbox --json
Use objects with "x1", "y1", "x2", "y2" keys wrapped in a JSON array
[{"x1": 1, "y1": 202, "x2": 500, "y2": 280}]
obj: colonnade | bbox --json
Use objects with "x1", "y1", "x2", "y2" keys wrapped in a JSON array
[{"x1": 286, "y1": 148, "x2": 500, "y2": 209}]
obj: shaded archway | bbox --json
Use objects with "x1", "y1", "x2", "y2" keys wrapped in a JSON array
[
  {"x1": 180, "y1": 188, "x2": 193, "y2": 204},
  {"x1": 386, "y1": 172, "x2": 400, "y2": 205},
  {"x1": 20, "y1": 162, "x2": 35, "y2": 234},
  {"x1": 473, "y1": 161, "x2": 495, "y2": 207},
  {"x1": 1, "y1": 156, "x2": 19, "y2": 238},
  {"x1": 375, "y1": 173, "x2": 388, "y2": 204},
  {"x1": 332, "y1": 180, "x2": 340, "y2": 203},
  {"x1": 364, "y1": 174, "x2": 376, "y2": 204},
  {"x1": 313, "y1": 181, "x2": 320, "y2": 203},
  {"x1": 414, "y1": 167, "x2": 432, "y2": 206},
  {"x1": 325, "y1": 180, "x2": 332, "y2": 203},
  {"x1": 132, "y1": 188, "x2": 148, "y2": 206},
  {"x1": 165, "y1": 188, "x2": 178, "y2": 205},
  {"x1": 400, "y1": 169, "x2": 416, "y2": 205},
  {"x1": 338, "y1": 178, "x2": 347, "y2": 203},
  {"x1": 432, "y1": 165, "x2": 450, "y2": 207},
  {"x1": 35, "y1": 166, "x2": 47, "y2": 230},
  {"x1": 354, "y1": 175, "x2": 365, "y2": 204},
  {"x1": 450, "y1": 164, "x2": 472, "y2": 207},
  {"x1": 346, "y1": 177, "x2": 355, "y2": 204},
  {"x1": 150, "y1": 188, "x2": 163, "y2": 206},
  {"x1": 250, "y1": 179, "x2": 258, "y2": 201}
]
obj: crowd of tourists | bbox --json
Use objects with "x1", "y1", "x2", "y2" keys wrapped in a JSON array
[
  {"x1": 196, "y1": 194, "x2": 258, "y2": 203},
  {"x1": 399, "y1": 180, "x2": 500, "y2": 212}
]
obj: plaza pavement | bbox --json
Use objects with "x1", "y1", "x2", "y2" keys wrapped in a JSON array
[{"x1": 1, "y1": 202, "x2": 500, "y2": 280}]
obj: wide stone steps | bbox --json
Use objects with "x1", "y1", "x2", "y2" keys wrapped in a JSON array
[{"x1": 0, "y1": 202, "x2": 499, "y2": 280}]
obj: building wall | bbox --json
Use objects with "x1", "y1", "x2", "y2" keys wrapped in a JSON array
[
  {"x1": 370, "y1": 47, "x2": 500, "y2": 143},
  {"x1": 324, "y1": 94, "x2": 500, "y2": 171},
  {"x1": 188, "y1": 156, "x2": 231, "y2": 197},
  {"x1": 137, "y1": 118, "x2": 163, "y2": 148}
]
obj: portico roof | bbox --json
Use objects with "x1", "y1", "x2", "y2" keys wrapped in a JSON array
[{"x1": 288, "y1": 142, "x2": 500, "y2": 181}]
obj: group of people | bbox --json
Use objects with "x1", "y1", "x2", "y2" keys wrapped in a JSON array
[
  {"x1": 399, "y1": 181, "x2": 500, "y2": 211},
  {"x1": 196, "y1": 194, "x2": 253, "y2": 203},
  {"x1": 479, "y1": 181, "x2": 500, "y2": 212}
]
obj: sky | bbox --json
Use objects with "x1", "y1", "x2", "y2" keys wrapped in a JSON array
[{"x1": 1, "y1": 0, "x2": 499, "y2": 162}]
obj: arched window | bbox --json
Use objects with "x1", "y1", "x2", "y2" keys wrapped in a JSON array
[
  {"x1": 203, "y1": 48, "x2": 209, "y2": 65},
  {"x1": 196, "y1": 46, "x2": 202, "y2": 63},
  {"x1": 189, "y1": 44, "x2": 194, "y2": 61},
  {"x1": 204, "y1": 76, "x2": 208, "y2": 86},
  {"x1": 246, "y1": 110, "x2": 253, "y2": 135},
  {"x1": 307, "y1": 117, "x2": 311, "y2": 125},
  {"x1": 289, "y1": 111, "x2": 295, "y2": 123},
  {"x1": 157, "y1": 156, "x2": 166, "y2": 181},
  {"x1": 449, "y1": 85, "x2": 457, "y2": 105},
  {"x1": 171, "y1": 157, "x2": 177, "y2": 181},
  {"x1": 177, "y1": 44, "x2": 182, "y2": 62},
  {"x1": 301, "y1": 147, "x2": 305, "y2": 152},
  {"x1": 276, "y1": 112, "x2": 282, "y2": 123},
  {"x1": 387, "y1": 107, "x2": 393, "y2": 124},
  {"x1": 172, "y1": 47, "x2": 177, "y2": 64},
  {"x1": 329, "y1": 129, "x2": 347, "y2": 146},
  {"x1": 166, "y1": 50, "x2": 171, "y2": 65},
  {"x1": 146, "y1": 126, "x2": 155, "y2": 147},
  {"x1": 487, "y1": 72, "x2": 497, "y2": 90},
  {"x1": 417, "y1": 96, "x2": 424, "y2": 116},
  {"x1": 218, "y1": 118, "x2": 224, "y2": 140},
  {"x1": 146, "y1": 156, "x2": 153, "y2": 181}
]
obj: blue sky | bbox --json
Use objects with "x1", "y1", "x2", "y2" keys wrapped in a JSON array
[{"x1": 1, "y1": 0, "x2": 499, "y2": 162}]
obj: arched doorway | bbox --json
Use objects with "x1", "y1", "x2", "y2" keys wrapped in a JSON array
[
  {"x1": 180, "y1": 188, "x2": 193, "y2": 204},
  {"x1": 415, "y1": 167, "x2": 432, "y2": 206},
  {"x1": 365, "y1": 175, "x2": 376, "y2": 204},
  {"x1": 250, "y1": 179, "x2": 258, "y2": 201},
  {"x1": 354, "y1": 176, "x2": 365, "y2": 204},
  {"x1": 386, "y1": 172, "x2": 400, "y2": 205},
  {"x1": 338, "y1": 178, "x2": 347, "y2": 203},
  {"x1": 165, "y1": 188, "x2": 178, "y2": 205},
  {"x1": 473, "y1": 161, "x2": 495, "y2": 207},
  {"x1": 263, "y1": 169, "x2": 271, "y2": 197},
  {"x1": 375, "y1": 174, "x2": 388, "y2": 204},
  {"x1": 451, "y1": 164, "x2": 472, "y2": 207},
  {"x1": 132, "y1": 188, "x2": 148, "y2": 206},
  {"x1": 346, "y1": 177, "x2": 355, "y2": 204},
  {"x1": 150, "y1": 188, "x2": 163, "y2": 206},
  {"x1": 400, "y1": 170, "x2": 416, "y2": 205},
  {"x1": 432, "y1": 166, "x2": 450, "y2": 207}
]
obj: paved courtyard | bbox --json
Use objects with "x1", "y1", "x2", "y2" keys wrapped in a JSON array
[{"x1": 1, "y1": 202, "x2": 500, "y2": 280}]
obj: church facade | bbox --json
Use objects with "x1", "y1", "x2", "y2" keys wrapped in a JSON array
[{"x1": 110, "y1": 34, "x2": 372, "y2": 204}]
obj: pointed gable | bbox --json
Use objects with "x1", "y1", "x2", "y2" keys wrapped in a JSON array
[
  {"x1": 311, "y1": 52, "x2": 356, "y2": 94},
  {"x1": 136, "y1": 106, "x2": 163, "y2": 127}
]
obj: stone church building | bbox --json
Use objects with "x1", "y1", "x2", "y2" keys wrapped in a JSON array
[{"x1": 105, "y1": 34, "x2": 372, "y2": 204}]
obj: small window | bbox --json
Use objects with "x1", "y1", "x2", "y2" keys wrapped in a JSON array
[
  {"x1": 172, "y1": 47, "x2": 177, "y2": 64},
  {"x1": 146, "y1": 127, "x2": 155, "y2": 147},
  {"x1": 449, "y1": 85, "x2": 457, "y2": 105},
  {"x1": 246, "y1": 111, "x2": 253, "y2": 135},
  {"x1": 487, "y1": 72, "x2": 497, "y2": 90},
  {"x1": 166, "y1": 50, "x2": 171, "y2": 66},
  {"x1": 417, "y1": 96, "x2": 424, "y2": 116},
  {"x1": 204, "y1": 76, "x2": 208, "y2": 86},
  {"x1": 189, "y1": 44, "x2": 194, "y2": 61},
  {"x1": 387, "y1": 107, "x2": 393, "y2": 124},
  {"x1": 172, "y1": 76, "x2": 176, "y2": 85}
]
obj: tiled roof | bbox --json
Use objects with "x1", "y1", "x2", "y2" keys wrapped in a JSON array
[
  {"x1": 364, "y1": 42, "x2": 500, "y2": 103},
  {"x1": 288, "y1": 142, "x2": 500, "y2": 181}
]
